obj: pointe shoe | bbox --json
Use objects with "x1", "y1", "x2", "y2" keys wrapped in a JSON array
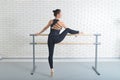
[
  {"x1": 51, "y1": 71, "x2": 54, "y2": 77},
  {"x1": 50, "y1": 69, "x2": 54, "y2": 77}
]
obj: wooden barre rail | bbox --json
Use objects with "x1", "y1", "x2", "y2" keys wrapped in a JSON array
[
  {"x1": 29, "y1": 33, "x2": 101, "y2": 36},
  {"x1": 30, "y1": 42, "x2": 101, "y2": 45}
]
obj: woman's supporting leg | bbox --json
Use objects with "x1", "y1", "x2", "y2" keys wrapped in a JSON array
[
  {"x1": 48, "y1": 40, "x2": 55, "y2": 69},
  {"x1": 55, "y1": 28, "x2": 79, "y2": 43}
]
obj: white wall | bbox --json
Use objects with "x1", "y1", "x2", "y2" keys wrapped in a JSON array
[{"x1": 0, "y1": 0, "x2": 119, "y2": 59}]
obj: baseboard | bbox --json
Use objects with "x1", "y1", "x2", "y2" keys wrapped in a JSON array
[
  {"x1": 0, "y1": 56, "x2": 120, "y2": 62},
  {"x1": 1, "y1": 56, "x2": 120, "y2": 59},
  {"x1": 0, "y1": 56, "x2": 2, "y2": 60}
]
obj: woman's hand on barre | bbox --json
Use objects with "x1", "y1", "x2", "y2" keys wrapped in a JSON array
[{"x1": 35, "y1": 32, "x2": 41, "y2": 36}]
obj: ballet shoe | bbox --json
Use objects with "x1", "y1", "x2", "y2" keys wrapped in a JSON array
[
  {"x1": 50, "y1": 71, "x2": 54, "y2": 77},
  {"x1": 50, "y1": 69, "x2": 54, "y2": 77}
]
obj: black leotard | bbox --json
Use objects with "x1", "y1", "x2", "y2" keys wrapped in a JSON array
[
  {"x1": 49, "y1": 19, "x2": 61, "y2": 35},
  {"x1": 47, "y1": 19, "x2": 79, "y2": 69}
]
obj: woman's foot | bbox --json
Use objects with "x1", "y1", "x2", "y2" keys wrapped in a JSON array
[
  {"x1": 66, "y1": 28, "x2": 79, "y2": 34},
  {"x1": 75, "y1": 31, "x2": 83, "y2": 37},
  {"x1": 50, "y1": 69, "x2": 54, "y2": 77}
]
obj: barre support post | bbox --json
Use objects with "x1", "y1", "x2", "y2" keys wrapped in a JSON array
[
  {"x1": 92, "y1": 34, "x2": 100, "y2": 75},
  {"x1": 31, "y1": 34, "x2": 36, "y2": 75}
]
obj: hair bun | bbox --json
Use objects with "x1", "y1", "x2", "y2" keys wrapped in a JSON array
[{"x1": 52, "y1": 9, "x2": 61, "y2": 17}]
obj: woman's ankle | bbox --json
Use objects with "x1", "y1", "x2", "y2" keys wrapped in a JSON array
[{"x1": 51, "y1": 68, "x2": 54, "y2": 72}]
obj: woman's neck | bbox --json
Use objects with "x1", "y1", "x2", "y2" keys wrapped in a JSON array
[{"x1": 55, "y1": 17, "x2": 59, "y2": 20}]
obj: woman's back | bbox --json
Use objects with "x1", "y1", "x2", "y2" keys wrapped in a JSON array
[{"x1": 49, "y1": 19, "x2": 62, "y2": 35}]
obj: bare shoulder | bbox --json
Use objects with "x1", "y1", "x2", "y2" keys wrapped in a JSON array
[
  {"x1": 49, "y1": 19, "x2": 53, "y2": 23},
  {"x1": 58, "y1": 20, "x2": 64, "y2": 25},
  {"x1": 58, "y1": 20, "x2": 67, "y2": 28},
  {"x1": 48, "y1": 19, "x2": 53, "y2": 25}
]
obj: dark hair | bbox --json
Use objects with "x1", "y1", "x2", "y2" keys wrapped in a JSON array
[{"x1": 53, "y1": 9, "x2": 61, "y2": 17}]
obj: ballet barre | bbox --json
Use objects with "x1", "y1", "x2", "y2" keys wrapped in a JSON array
[{"x1": 29, "y1": 33, "x2": 101, "y2": 75}]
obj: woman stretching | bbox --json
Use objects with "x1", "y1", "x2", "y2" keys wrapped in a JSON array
[{"x1": 35, "y1": 9, "x2": 82, "y2": 76}]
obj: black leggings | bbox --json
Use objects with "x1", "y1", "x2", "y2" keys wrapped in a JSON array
[{"x1": 48, "y1": 28, "x2": 79, "y2": 69}]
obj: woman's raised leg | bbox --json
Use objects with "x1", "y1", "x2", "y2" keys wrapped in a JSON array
[{"x1": 55, "y1": 28, "x2": 79, "y2": 43}]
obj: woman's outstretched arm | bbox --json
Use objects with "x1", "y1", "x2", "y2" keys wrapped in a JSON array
[{"x1": 35, "y1": 20, "x2": 52, "y2": 36}]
